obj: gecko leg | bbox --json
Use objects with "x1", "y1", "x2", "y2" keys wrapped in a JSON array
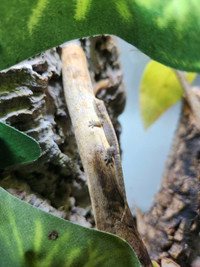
[
  {"x1": 88, "y1": 120, "x2": 104, "y2": 128},
  {"x1": 104, "y1": 146, "x2": 115, "y2": 166},
  {"x1": 88, "y1": 118, "x2": 115, "y2": 167}
]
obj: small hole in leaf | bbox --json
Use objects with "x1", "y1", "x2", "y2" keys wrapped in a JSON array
[{"x1": 48, "y1": 230, "x2": 59, "y2": 241}]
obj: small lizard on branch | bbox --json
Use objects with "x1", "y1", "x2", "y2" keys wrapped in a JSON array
[
  {"x1": 88, "y1": 99, "x2": 127, "y2": 216},
  {"x1": 89, "y1": 98, "x2": 126, "y2": 200}
]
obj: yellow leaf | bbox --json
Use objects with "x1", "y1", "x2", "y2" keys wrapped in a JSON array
[
  {"x1": 140, "y1": 61, "x2": 196, "y2": 129},
  {"x1": 152, "y1": 260, "x2": 160, "y2": 267}
]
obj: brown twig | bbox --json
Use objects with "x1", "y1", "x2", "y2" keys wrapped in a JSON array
[
  {"x1": 61, "y1": 42, "x2": 152, "y2": 266},
  {"x1": 175, "y1": 70, "x2": 200, "y2": 130}
]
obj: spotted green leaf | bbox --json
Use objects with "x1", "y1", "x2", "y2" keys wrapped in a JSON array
[
  {"x1": 0, "y1": 122, "x2": 40, "y2": 168},
  {"x1": 0, "y1": 1, "x2": 200, "y2": 72},
  {"x1": 140, "y1": 61, "x2": 196, "y2": 129},
  {"x1": 0, "y1": 187, "x2": 141, "y2": 267}
]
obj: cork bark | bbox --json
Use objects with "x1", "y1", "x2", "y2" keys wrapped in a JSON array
[
  {"x1": 137, "y1": 101, "x2": 200, "y2": 266},
  {"x1": 0, "y1": 35, "x2": 125, "y2": 227}
]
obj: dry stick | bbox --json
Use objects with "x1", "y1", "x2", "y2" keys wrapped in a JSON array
[
  {"x1": 175, "y1": 70, "x2": 200, "y2": 130},
  {"x1": 62, "y1": 42, "x2": 152, "y2": 267}
]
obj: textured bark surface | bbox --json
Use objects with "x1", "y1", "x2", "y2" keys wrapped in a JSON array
[
  {"x1": 0, "y1": 35, "x2": 125, "y2": 227},
  {"x1": 137, "y1": 102, "x2": 200, "y2": 266}
]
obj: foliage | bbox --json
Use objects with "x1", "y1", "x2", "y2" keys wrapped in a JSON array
[
  {"x1": 140, "y1": 61, "x2": 196, "y2": 129},
  {"x1": 0, "y1": 0, "x2": 200, "y2": 72},
  {"x1": 152, "y1": 261, "x2": 160, "y2": 267},
  {"x1": 0, "y1": 122, "x2": 41, "y2": 168},
  {"x1": 0, "y1": 187, "x2": 140, "y2": 267}
]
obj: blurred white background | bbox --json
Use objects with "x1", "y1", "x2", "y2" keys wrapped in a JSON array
[{"x1": 117, "y1": 38, "x2": 182, "y2": 212}]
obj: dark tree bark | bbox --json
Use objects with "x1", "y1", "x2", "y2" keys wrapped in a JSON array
[
  {"x1": 0, "y1": 35, "x2": 125, "y2": 227},
  {"x1": 137, "y1": 101, "x2": 200, "y2": 266}
]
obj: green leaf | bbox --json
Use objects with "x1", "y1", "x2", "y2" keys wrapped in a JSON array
[
  {"x1": 140, "y1": 61, "x2": 196, "y2": 129},
  {"x1": 0, "y1": 122, "x2": 41, "y2": 168},
  {"x1": 0, "y1": 1, "x2": 200, "y2": 71},
  {"x1": 0, "y1": 187, "x2": 140, "y2": 267}
]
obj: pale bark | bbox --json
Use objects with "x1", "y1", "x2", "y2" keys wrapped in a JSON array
[{"x1": 61, "y1": 43, "x2": 152, "y2": 267}]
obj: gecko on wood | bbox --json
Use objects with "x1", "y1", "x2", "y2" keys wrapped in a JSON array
[
  {"x1": 62, "y1": 43, "x2": 152, "y2": 266},
  {"x1": 89, "y1": 98, "x2": 127, "y2": 200}
]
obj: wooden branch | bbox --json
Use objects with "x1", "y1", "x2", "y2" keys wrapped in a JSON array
[
  {"x1": 175, "y1": 70, "x2": 200, "y2": 130},
  {"x1": 61, "y1": 42, "x2": 152, "y2": 267},
  {"x1": 137, "y1": 101, "x2": 200, "y2": 266}
]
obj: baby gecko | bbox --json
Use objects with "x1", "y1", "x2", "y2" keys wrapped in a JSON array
[{"x1": 88, "y1": 98, "x2": 126, "y2": 199}]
